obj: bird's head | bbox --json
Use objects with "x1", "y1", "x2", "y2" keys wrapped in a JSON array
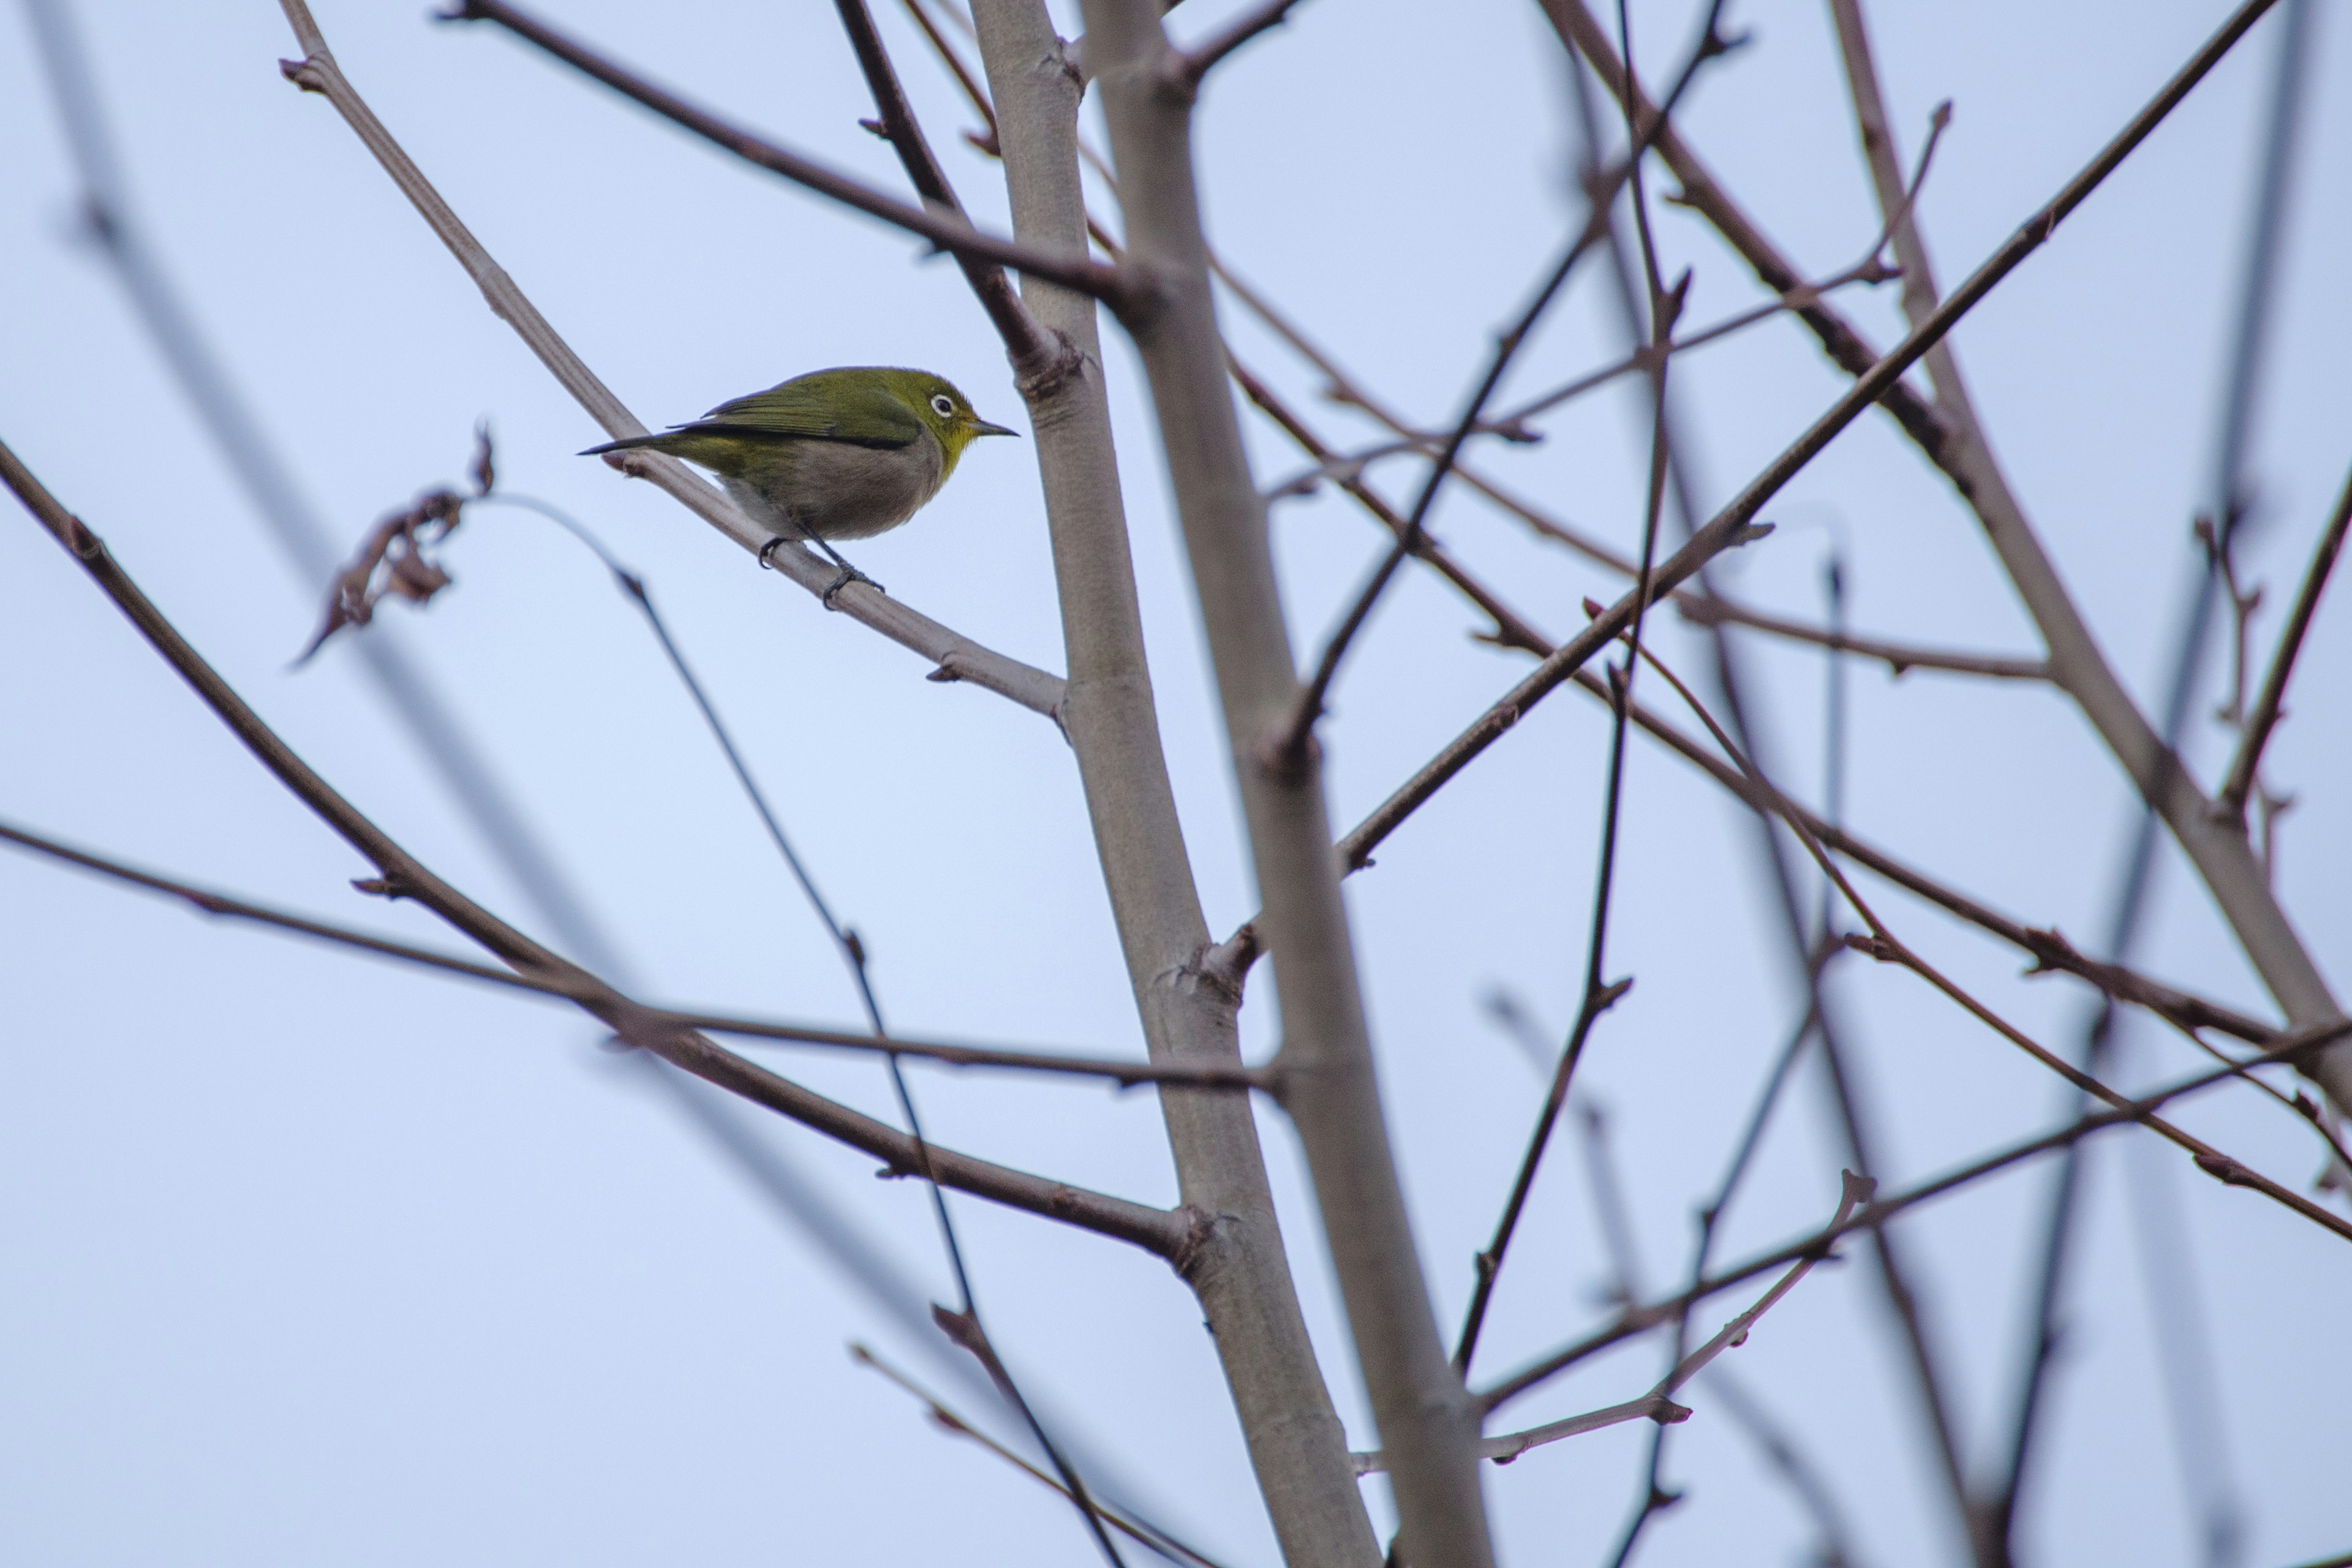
[{"x1": 887, "y1": 369, "x2": 1019, "y2": 475}]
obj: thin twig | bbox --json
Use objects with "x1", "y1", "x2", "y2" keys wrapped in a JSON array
[
  {"x1": 1475, "y1": 1017, "x2": 2352, "y2": 1416},
  {"x1": 1559, "y1": 0, "x2": 2352, "y2": 1114},
  {"x1": 1630, "y1": 635, "x2": 2352, "y2": 1245},
  {"x1": 2215, "y1": 460, "x2": 2351, "y2": 818},
  {"x1": 1447, "y1": 0, "x2": 1720, "y2": 1371},
  {"x1": 1268, "y1": 0, "x2": 1735, "y2": 763},
  {"x1": 436, "y1": 0, "x2": 1125, "y2": 309},
  {"x1": 1674, "y1": 594, "x2": 2049, "y2": 680},
  {"x1": 0, "y1": 815, "x2": 1270, "y2": 1095},
  {"x1": 850, "y1": 1344, "x2": 1232, "y2": 1568},
  {"x1": 829, "y1": 0, "x2": 1060, "y2": 365},
  {"x1": 1578, "y1": 1016, "x2": 1868, "y2": 1568},
  {"x1": 1357, "y1": 0, "x2": 2269, "y2": 877},
  {"x1": 1207, "y1": 617, "x2": 2274, "y2": 1055},
  {"x1": 1970, "y1": 1, "x2": 2320, "y2": 1548},
  {"x1": 1369, "y1": 1173, "x2": 1874, "y2": 1475},
  {"x1": 1504, "y1": 94, "x2": 1948, "y2": 434}
]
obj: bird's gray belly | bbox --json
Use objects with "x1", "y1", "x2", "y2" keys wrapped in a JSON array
[{"x1": 731, "y1": 431, "x2": 946, "y2": 542}]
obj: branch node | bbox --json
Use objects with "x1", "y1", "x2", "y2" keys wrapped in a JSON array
[
  {"x1": 277, "y1": 56, "x2": 328, "y2": 94},
  {"x1": 2193, "y1": 1150, "x2": 2256, "y2": 1188},
  {"x1": 1839, "y1": 931, "x2": 1899, "y2": 964},
  {"x1": 1012, "y1": 329, "x2": 1088, "y2": 405}
]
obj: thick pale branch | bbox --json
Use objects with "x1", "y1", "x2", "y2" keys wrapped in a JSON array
[
  {"x1": 273, "y1": 0, "x2": 1066, "y2": 718},
  {"x1": 0, "y1": 439, "x2": 1185, "y2": 1260},
  {"x1": 1082, "y1": 0, "x2": 1493, "y2": 1557},
  {"x1": 967, "y1": 2, "x2": 1382, "y2": 1560}
]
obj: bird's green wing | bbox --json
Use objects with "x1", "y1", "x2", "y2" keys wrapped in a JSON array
[{"x1": 684, "y1": 368, "x2": 923, "y2": 449}]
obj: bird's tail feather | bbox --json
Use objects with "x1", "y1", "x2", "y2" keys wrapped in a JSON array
[{"x1": 579, "y1": 431, "x2": 673, "y2": 457}]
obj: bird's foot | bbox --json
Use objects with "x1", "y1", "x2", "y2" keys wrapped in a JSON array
[
  {"x1": 757, "y1": 535, "x2": 793, "y2": 570},
  {"x1": 820, "y1": 564, "x2": 884, "y2": 609}
]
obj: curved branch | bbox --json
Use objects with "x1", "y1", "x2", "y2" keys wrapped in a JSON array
[
  {"x1": 272, "y1": 0, "x2": 1068, "y2": 719},
  {"x1": 0, "y1": 439, "x2": 1186, "y2": 1261},
  {"x1": 1170, "y1": 0, "x2": 1306, "y2": 89}
]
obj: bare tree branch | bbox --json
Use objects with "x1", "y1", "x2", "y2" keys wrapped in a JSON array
[
  {"x1": 828, "y1": 0, "x2": 1064, "y2": 367},
  {"x1": 1271, "y1": 2, "x2": 1735, "y2": 762},
  {"x1": 271, "y1": 0, "x2": 1067, "y2": 717},
  {"x1": 1208, "y1": 608, "x2": 2274, "y2": 1056},
  {"x1": 21, "y1": 0, "x2": 627, "y2": 978},
  {"x1": 1081, "y1": 0, "x2": 1496, "y2": 1557},
  {"x1": 965, "y1": 3, "x2": 1384, "y2": 1559},
  {"x1": 0, "y1": 438, "x2": 1191, "y2": 1259},
  {"x1": 1475, "y1": 1019, "x2": 2352, "y2": 1416},
  {"x1": 1629, "y1": 636, "x2": 2352, "y2": 1245},
  {"x1": 2216, "y1": 459, "x2": 2351, "y2": 818}
]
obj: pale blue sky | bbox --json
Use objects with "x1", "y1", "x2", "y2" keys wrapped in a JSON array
[{"x1": 2, "y1": 2, "x2": 2347, "y2": 1564}]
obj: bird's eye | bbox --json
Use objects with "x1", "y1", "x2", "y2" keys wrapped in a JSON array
[{"x1": 930, "y1": 394, "x2": 956, "y2": 418}]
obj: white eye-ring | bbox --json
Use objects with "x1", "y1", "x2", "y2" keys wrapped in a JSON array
[{"x1": 930, "y1": 394, "x2": 956, "y2": 417}]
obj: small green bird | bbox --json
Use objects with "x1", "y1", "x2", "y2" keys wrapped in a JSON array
[{"x1": 584, "y1": 366, "x2": 1017, "y2": 601}]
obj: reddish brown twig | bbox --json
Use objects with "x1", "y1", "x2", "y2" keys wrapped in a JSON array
[
  {"x1": 828, "y1": 0, "x2": 1063, "y2": 371},
  {"x1": 2215, "y1": 460, "x2": 2352, "y2": 820},
  {"x1": 1166, "y1": 0, "x2": 1305, "y2": 91}
]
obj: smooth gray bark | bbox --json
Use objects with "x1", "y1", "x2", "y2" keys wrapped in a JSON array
[
  {"x1": 969, "y1": 5, "x2": 1380, "y2": 1562},
  {"x1": 1076, "y1": 4, "x2": 1496, "y2": 1563}
]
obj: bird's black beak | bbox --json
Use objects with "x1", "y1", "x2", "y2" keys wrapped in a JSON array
[{"x1": 972, "y1": 419, "x2": 1020, "y2": 439}]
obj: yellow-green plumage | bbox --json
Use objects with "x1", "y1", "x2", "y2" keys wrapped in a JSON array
[{"x1": 583, "y1": 367, "x2": 1016, "y2": 542}]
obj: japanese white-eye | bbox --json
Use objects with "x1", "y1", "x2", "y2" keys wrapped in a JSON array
[{"x1": 584, "y1": 366, "x2": 1017, "y2": 597}]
